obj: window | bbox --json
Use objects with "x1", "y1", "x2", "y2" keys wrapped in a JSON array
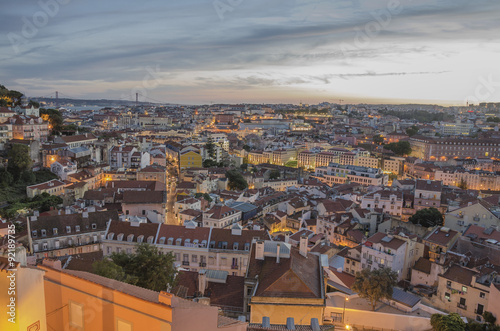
[
  {"x1": 447, "y1": 281, "x2": 452, "y2": 287},
  {"x1": 209, "y1": 256, "x2": 215, "y2": 265},
  {"x1": 53, "y1": 228, "x2": 58, "y2": 235},
  {"x1": 69, "y1": 301, "x2": 84, "y2": 329},
  {"x1": 480, "y1": 292, "x2": 485, "y2": 299},
  {"x1": 462, "y1": 286, "x2": 468, "y2": 293},
  {"x1": 175, "y1": 253, "x2": 180, "y2": 261},
  {"x1": 444, "y1": 292, "x2": 450, "y2": 301},
  {"x1": 183, "y1": 254, "x2": 189, "y2": 262},
  {"x1": 75, "y1": 225, "x2": 80, "y2": 232},
  {"x1": 32, "y1": 230, "x2": 37, "y2": 238},
  {"x1": 91, "y1": 223, "x2": 97, "y2": 230},
  {"x1": 66, "y1": 226, "x2": 71, "y2": 233}
]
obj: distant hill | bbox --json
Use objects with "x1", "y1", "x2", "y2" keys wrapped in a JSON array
[{"x1": 31, "y1": 96, "x2": 158, "y2": 108}]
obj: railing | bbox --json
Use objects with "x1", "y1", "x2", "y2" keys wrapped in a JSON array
[
  {"x1": 457, "y1": 303, "x2": 467, "y2": 310},
  {"x1": 182, "y1": 261, "x2": 190, "y2": 266},
  {"x1": 475, "y1": 309, "x2": 484, "y2": 314},
  {"x1": 199, "y1": 262, "x2": 206, "y2": 267},
  {"x1": 231, "y1": 265, "x2": 238, "y2": 270}
]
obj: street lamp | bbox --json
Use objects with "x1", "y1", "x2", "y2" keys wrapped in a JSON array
[{"x1": 343, "y1": 296, "x2": 349, "y2": 324}]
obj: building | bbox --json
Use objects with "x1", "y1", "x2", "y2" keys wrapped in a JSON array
[
  {"x1": 410, "y1": 136, "x2": 500, "y2": 161},
  {"x1": 361, "y1": 190, "x2": 404, "y2": 216},
  {"x1": 422, "y1": 226, "x2": 460, "y2": 263},
  {"x1": 40, "y1": 260, "x2": 246, "y2": 331},
  {"x1": 26, "y1": 179, "x2": 67, "y2": 198},
  {"x1": 122, "y1": 190, "x2": 167, "y2": 223},
  {"x1": 0, "y1": 257, "x2": 46, "y2": 331},
  {"x1": 10, "y1": 115, "x2": 50, "y2": 142},
  {"x1": 29, "y1": 209, "x2": 119, "y2": 258},
  {"x1": 179, "y1": 146, "x2": 202, "y2": 170},
  {"x1": 314, "y1": 163, "x2": 388, "y2": 187},
  {"x1": 414, "y1": 179, "x2": 442, "y2": 211},
  {"x1": 244, "y1": 239, "x2": 326, "y2": 326},
  {"x1": 137, "y1": 164, "x2": 167, "y2": 183},
  {"x1": 433, "y1": 264, "x2": 494, "y2": 321},
  {"x1": 440, "y1": 121, "x2": 474, "y2": 136},
  {"x1": 54, "y1": 133, "x2": 98, "y2": 148},
  {"x1": 102, "y1": 221, "x2": 269, "y2": 277},
  {"x1": 361, "y1": 233, "x2": 407, "y2": 281},
  {"x1": 203, "y1": 205, "x2": 242, "y2": 228},
  {"x1": 444, "y1": 200, "x2": 500, "y2": 233}
]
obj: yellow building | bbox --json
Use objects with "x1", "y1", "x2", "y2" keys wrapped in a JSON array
[
  {"x1": 40, "y1": 260, "x2": 246, "y2": 331},
  {"x1": 0, "y1": 257, "x2": 47, "y2": 331},
  {"x1": 179, "y1": 146, "x2": 202, "y2": 170},
  {"x1": 245, "y1": 240, "x2": 326, "y2": 326}
]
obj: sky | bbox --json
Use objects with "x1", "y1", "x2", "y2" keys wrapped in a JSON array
[{"x1": 1, "y1": 0, "x2": 500, "y2": 105}]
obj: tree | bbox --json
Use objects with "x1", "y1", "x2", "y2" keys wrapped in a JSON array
[
  {"x1": 203, "y1": 159, "x2": 219, "y2": 168},
  {"x1": 93, "y1": 243, "x2": 178, "y2": 292},
  {"x1": 40, "y1": 108, "x2": 63, "y2": 133},
  {"x1": 0, "y1": 170, "x2": 13, "y2": 187},
  {"x1": 240, "y1": 163, "x2": 248, "y2": 171},
  {"x1": 373, "y1": 134, "x2": 384, "y2": 145},
  {"x1": 352, "y1": 267, "x2": 397, "y2": 311},
  {"x1": 406, "y1": 126, "x2": 419, "y2": 137},
  {"x1": 384, "y1": 141, "x2": 412, "y2": 156},
  {"x1": 225, "y1": 169, "x2": 248, "y2": 191},
  {"x1": 458, "y1": 178, "x2": 468, "y2": 190},
  {"x1": 28, "y1": 100, "x2": 40, "y2": 108},
  {"x1": 269, "y1": 169, "x2": 280, "y2": 180},
  {"x1": 205, "y1": 138, "x2": 216, "y2": 160},
  {"x1": 487, "y1": 117, "x2": 500, "y2": 123},
  {"x1": 8, "y1": 144, "x2": 32, "y2": 179},
  {"x1": 430, "y1": 313, "x2": 466, "y2": 331},
  {"x1": 409, "y1": 207, "x2": 443, "y2": 228}
]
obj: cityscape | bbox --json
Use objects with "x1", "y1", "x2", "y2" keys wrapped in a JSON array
[{"x1": 1, "y1": 1, "x2": 500, "y2": 331}]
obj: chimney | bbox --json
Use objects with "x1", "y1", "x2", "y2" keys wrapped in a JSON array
[
  {"x1": 285, "y1": 233, "x2": 290, "y2": 244},
  {"x1": 42, "y1": 258, "x2": 61, "y2": 270},
  {"x1": 300, "y1": 235, "x2": 308, "y2": 258},
  {"x1": 311, "y1": 318, "x2": 320, "y2": 331},
  {"x1": 286, "y1": 317, "x2": 295, "y2": 330},
  {"x1": 198, "y1": 270, "x2": 207, "y2": 295},
  {"x1": 262, "y1": 317, "x2": 271, "y2": 328},
  {"x1": 65, "y1": 207, "x2": 71, "y2": 215},
  {"x1": 83, "y1": 212, "x2": 89, "y2": 218},
  {"x1": 255, "y1": 240, "x2": 265, "y2": 260},
  {"x1": 276, "y1": 243, "x2": 281, "y2": 264}
]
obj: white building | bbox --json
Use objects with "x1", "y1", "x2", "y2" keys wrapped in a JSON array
[{"x1": 361, "y1": 232, "x2": 407, "y2": 281}]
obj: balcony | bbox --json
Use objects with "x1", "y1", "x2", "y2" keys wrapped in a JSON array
[
  {"x1": 457, "y1": 303, "x2": 467, "y2": 310},
  {"x1": 367, "y1": 260, "x2": 373, "y2": 265},
  {"x1": 231, "y1": 265, "x2": 239, "y2": 270},
  {"x1": 182, "y1": 261, "x2": 190, "y2": 266},
  {"x1": 199, "y1": 262, "x2": 206, "y2": 267}
]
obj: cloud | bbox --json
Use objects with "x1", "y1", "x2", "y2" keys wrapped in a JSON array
[{"x1": 0, "y1": 0, "x2": 499, "y2": 104}]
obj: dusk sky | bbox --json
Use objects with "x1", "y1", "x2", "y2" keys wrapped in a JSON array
[{"x1": 1, "y1": 0, "x2": 500, "y2": 105}]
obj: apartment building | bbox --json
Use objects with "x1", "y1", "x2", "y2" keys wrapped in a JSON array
[
  {"x1": 361, "y1": 190, "x2": 404, "y2": 216},
  {"x1": 314, "y1": 163, "x2": 388, "y2": 187},
  {"x1": 29, "y1": 209, "x2": 118, "y2": 258},
  {"x1": 26, "y1": 179, "x2": 67, "y2": 198},
  {"x1": 434, "y1": 264, "x2": 495, "y2": 321},
  {"x1": 444, "y1": 200, "x2": 500, "y2": 233},
  {"x1": 102, "y1": 221, "x2": 269, "y2": 276},
  {"x1": 414, "y1": 179, "x2": 442, "y2": 211},
  {"x1": 410, "y1": 136, "x2": 500, "y2": 161},
  {"x1": 244, "y1": 238, "x2": 326, "y2": 325},
  {"x1": 361, "y1": 233, "x2": 407, "y2": 281},
  {"x1": 261, "y1": 178, "x2": 298, "y2": 191},
  {"x1": 10, "y1": 114, "x2": 50, "y2": 141},
  {"x1": 202, "y1": 205, "x2": 242, "y2": 228}
]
